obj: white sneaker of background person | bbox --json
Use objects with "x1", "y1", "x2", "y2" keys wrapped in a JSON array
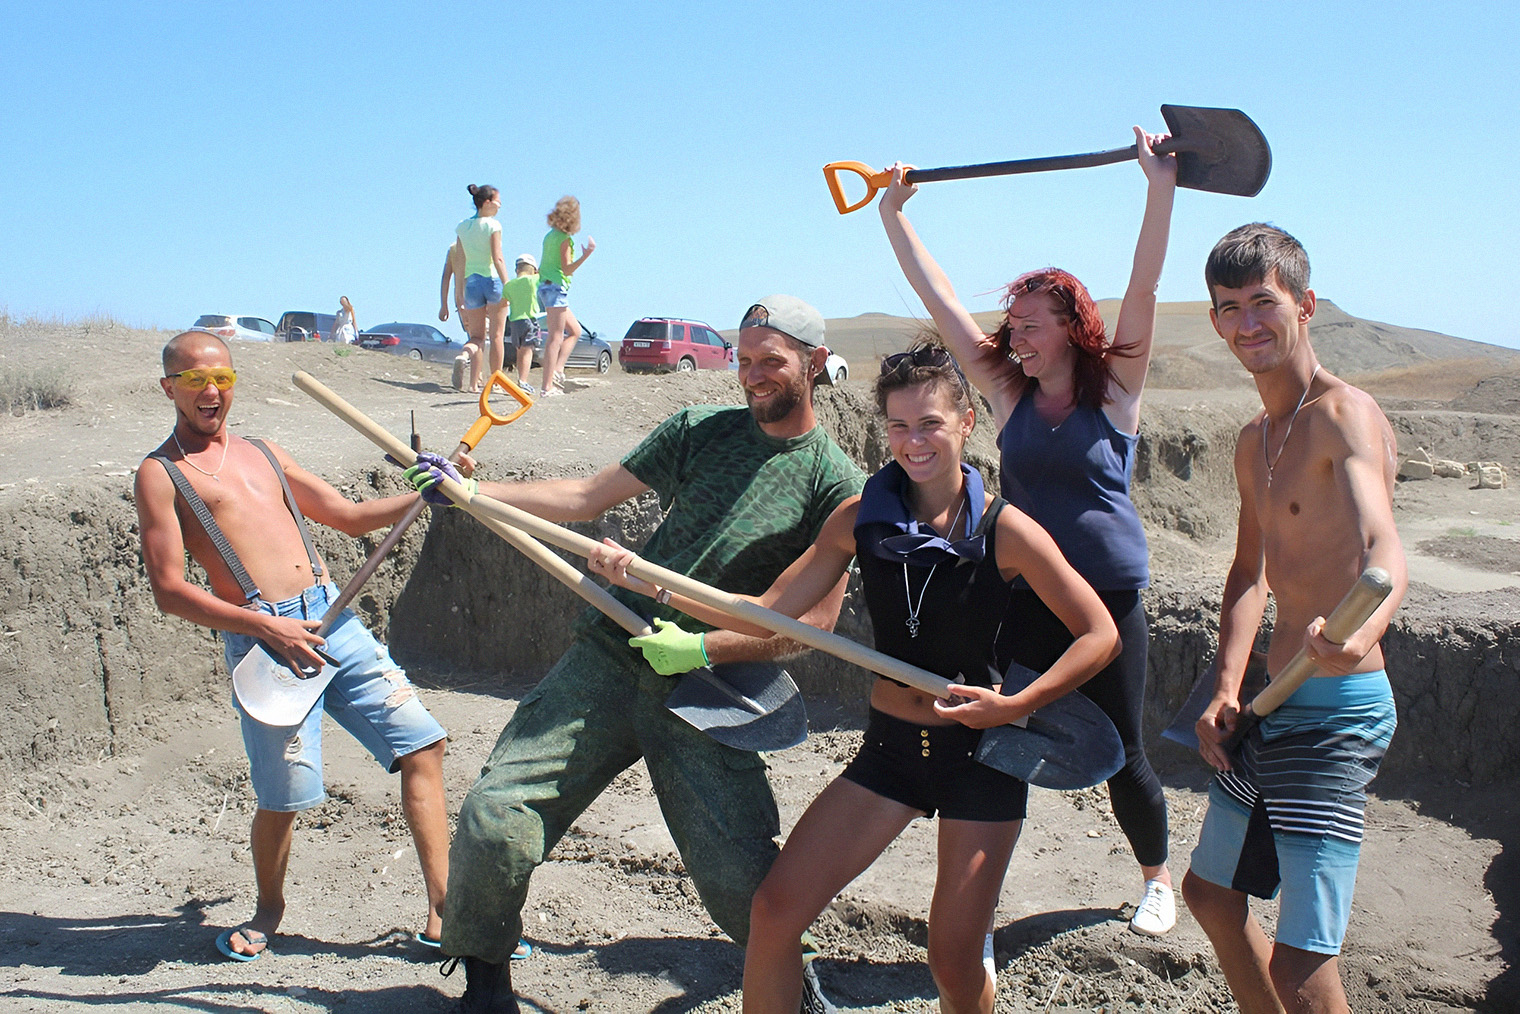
[{"x1": 1129, "y1": 878, "x2": 1176, "y2": 936}]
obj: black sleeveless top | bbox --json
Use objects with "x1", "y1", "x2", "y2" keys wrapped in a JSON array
[{"x1": 855, "y1": 498, "x2": 1012, "y2": 688}]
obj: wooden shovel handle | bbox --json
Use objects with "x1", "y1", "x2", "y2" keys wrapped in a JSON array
[
  {"x1": 1221, "y1": 567, "x2": 1393, "y2": 752},
  {"x1": 1247, "y1": 567, "x2": 1393, "y2": 719},
  {"x1": 314, "y1": 382, "x2": 531, "y2": 636},
  {"x1": 293, "y1": 370, "x2": 957, "y2": 698}
]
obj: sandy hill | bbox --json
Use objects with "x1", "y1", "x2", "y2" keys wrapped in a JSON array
[{"x1": 733, "y1": 301, "x2": 1520, "y2": 404}]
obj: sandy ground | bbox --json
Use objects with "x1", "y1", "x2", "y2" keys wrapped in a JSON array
[{"x1": 1, "y1": 320, "x2": 1517, "y2": 1012}]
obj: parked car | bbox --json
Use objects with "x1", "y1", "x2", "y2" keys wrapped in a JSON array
[
  {"x1": 821, "y1": 352, "x2": 849, "y2": 385},
  {"x1": 192, "y1": 314, "x2": 278, "y2": 342},
  {"x1": 530, "y1": 323, "x2": 614, "y2": 374},
  {"x1": 618, "y1": 317, "x2": 733, "y2": 373},
  {"x1": 274, "y1": 310, "x2": 339, "y2": 343},
  {"x1": 358, "y1": 322, "x2": 467, "y2": 363}
]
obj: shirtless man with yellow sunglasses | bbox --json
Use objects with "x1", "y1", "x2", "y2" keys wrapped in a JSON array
[{"x1": 135, "y1": 329, "x2": 451, "y2": 963}]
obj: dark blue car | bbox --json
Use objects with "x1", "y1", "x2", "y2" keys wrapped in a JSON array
[{"x1": 358, "y1": 322, "x2": 468, "y2": 363}]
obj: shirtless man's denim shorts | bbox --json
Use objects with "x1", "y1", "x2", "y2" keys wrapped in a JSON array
[{"x1": 221, "y1": 583, "x2": 446, "y2": 812}]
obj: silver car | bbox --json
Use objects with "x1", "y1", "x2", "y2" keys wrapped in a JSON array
[
  {"x1": 192, "y1": 314, "x2": 278, "y2": 342},
  {"x1": 531, "y1": 323, "x2": 615, "y2": 374}
]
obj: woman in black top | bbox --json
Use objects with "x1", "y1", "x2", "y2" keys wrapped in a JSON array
[{"x1": 589, "y1": 344, "x2": 1118, "y2": 1014}]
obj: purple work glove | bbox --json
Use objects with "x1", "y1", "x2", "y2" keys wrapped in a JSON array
[{"x1": 398, "y1": 451, "x2": 476, "y2": 506}]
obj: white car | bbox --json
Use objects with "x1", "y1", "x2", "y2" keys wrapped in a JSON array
[
  {"x1": 192, "y1": 314, "x2": 278, "y2": 342},
  {"x1": 821, "y1": 352, "x2": 849, "y2": 385}
]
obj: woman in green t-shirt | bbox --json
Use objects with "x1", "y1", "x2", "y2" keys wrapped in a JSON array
[
  {"x1": 537, "y1": 195, "x2": 595, "y2": 397},
  {"x1": 454, "y1": 184, "x2": 511, "y2": 392}
]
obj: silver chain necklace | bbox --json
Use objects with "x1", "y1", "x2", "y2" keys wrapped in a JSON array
[
  {"x1": 900, "y1": 494, "x2": 967, "y2": 639},
  {"x1": 1262, "y1": 365, "x2": 1319, "y2": 488},
  {"x1": 172, "y1": 431, "x2": 230, "y2": 481}
]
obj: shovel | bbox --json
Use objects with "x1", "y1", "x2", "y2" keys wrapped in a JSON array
[
  {"x1": 1160, "y1": 651, "x2": 1268, "y2": 753},
  {"x1": 823, "y1": 104, "x2": 1271, "y2": 215},
  {"x1": 292, "y1": 370, "x2": 1127, "y2": 782},
  {"x1": 442, "y1": 490, "x2": 811, "y2": 752},
  {"x1": 1168, "y1": 568, "x2": 1393, "y2": 761},
  {"x1": 231, "y1": 373, "x2": 534, "y2": 727},
  {"x1": 974, "y1": 662, "x2": 1125, "y2": 790},
  {"x1": 310, "y1": 384, "x2": 809, "y2": 750}
]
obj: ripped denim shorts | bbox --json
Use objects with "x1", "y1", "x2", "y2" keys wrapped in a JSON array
[{"x1": 221, "y1": 582, "x2": 446, "y2": 811}]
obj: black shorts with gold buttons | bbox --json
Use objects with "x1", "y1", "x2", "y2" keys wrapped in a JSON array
[{"x1": 840, "y1": 707, "x2": 1028, "y2": 822}]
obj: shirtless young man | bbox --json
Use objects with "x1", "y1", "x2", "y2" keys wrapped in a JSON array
[
  {"x1": 1180, "y1": 224, "x2": 1408, "y2": 1014},
  {"x1": 134, "y1": 330, "x2": 450, "y2": 960}
]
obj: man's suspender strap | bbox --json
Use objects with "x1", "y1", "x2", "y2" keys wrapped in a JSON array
[
  {"x1": 246, "y1": 438, "x2": 324, "y2": 583},
  {"x1": 149, "y1": 455, "x2": 262, "y2": 603},
  {"x1": 149, "y1": 436, "x2": 324, "y2": 604}
]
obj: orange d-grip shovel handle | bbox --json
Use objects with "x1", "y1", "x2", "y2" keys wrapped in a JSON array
[
  {"x1": 823, "y1": 161, "x2": 892, "y2": 215},
  {"x1": 462, "y1": 370, "x2": 533, "y2": 449}
]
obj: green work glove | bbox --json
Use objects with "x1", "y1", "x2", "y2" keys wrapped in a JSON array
[{"x1": 629, "y1": 617, "x2": 708, "y2": 676}]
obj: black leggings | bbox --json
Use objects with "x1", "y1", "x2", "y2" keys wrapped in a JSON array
[{"x1": 996, "y1": 588, "x2": 1169, "y2": 867}]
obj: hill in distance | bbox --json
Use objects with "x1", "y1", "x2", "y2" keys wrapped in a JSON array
[{"x1": 742, "y1": 301, "x2": 1520, "y2": 406}]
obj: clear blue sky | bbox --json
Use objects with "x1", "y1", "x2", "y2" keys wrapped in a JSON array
[{"x1": 2, "y1": 1, "x2": 1516, "y2": 349}]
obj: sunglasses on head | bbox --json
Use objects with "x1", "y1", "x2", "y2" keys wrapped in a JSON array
[
  {"x1": 880, "y1": 346, "x2": 969, "y2": 395},
  {"x1": 880, "y1": 346, "x2": 954, "y2": 374},
  {"x1": 166, "y1": 367, "x2": 238, "y2": 391}
]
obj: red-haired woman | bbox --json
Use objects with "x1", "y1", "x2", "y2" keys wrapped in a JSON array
[{"x1": 879, "y1": 129, "x2": 1181, "y2": 939}]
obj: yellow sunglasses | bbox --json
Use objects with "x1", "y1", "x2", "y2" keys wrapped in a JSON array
[{"x1": 166, "y1": 367, "x2": 238, "y2": 391}]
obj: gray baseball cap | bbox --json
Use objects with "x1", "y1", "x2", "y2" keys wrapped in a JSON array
[{"x1": 740, "y1": 295, "x2": 824, "y2": 348}]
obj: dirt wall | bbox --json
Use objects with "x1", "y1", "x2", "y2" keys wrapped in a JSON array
[
  {"x1": 0, "y1": 471, "x2": 425, "y2": 784},
  {"x1": 3, "y1": 393, "x2": 1516, "y2": 791}
]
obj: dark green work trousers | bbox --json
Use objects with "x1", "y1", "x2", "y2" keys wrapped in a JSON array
[{"x1": 441, "y1": 634, "x2": 781, "y2": 963}]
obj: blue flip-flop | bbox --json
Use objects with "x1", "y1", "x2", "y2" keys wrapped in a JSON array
[
  {"x1": 415, "y1": 931, "x2": 442, "y2": 948},
  {"x1": 511, "y1": 939, "x2": 533, "y2": 961},
  {"x1": 215, "y1": 926, "x2": 268, "y2": 962}
]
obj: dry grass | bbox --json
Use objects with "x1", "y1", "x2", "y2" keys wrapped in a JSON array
[
  {"x1": 0, "y1": 307, "x2": 136, "y2": 414},
  {"x1": 0, "y1": 364, "x2": 71, "y2": 415}
]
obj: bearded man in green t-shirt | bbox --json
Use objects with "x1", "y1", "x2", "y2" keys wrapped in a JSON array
[{"x1": 405, "y1": 295, "x2": 864, "y2": 1013}]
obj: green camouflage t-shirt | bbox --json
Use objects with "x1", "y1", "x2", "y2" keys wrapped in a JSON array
[{"x1": 577, "y1": 405, "x2": 865, "y2": 642}]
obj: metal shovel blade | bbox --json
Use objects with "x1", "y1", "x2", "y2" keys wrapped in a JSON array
[
  {"x1": 1160, "y1": 104, "x2": 1272, "y2": 197},
  {"x1": 974, "y1": 662, "x2": 1125, "y2": 790},
  {"x1": 1160, "y1": 652, "x2": 1270, "y2": 752},
  {"x1": 665, "y1": 663, "x2": 809, "y2": 753},
  {"x1": 231, "y1": 642, "x2": 338, "y2": 727}
]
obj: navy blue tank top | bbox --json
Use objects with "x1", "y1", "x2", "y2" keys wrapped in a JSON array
[
  {"x1": 855, "y1": 499, "x2": 1012, "y2": 688},
  {"x1": 997, "y1": 393, "x2": 1149, "y2": 590}
]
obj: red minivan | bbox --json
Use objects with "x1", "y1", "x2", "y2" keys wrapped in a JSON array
[{"x1": 618, "y1": 318, "x2": 735, "y2": 374}]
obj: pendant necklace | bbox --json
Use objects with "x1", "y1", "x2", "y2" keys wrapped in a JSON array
[
  {"x1": 901, "y1": 493, "x2": 968, "y2": 638},
  {"x1": 173, "y1": 431, "x2": 230, "y2": 481},
  {"x1": 1262, "y1": 365, "x2": 1319, "y2": 488}
]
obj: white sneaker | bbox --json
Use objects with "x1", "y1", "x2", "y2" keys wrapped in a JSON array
[
  {"x1": 982, "y1": 932, "x2": 996, "y2": 984},
  {"x1": 1129, "y1": 879, "x2": 1176, "y2": 936}
]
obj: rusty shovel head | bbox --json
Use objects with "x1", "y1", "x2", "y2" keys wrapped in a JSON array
[{"x1": 1161, "y1": 104, "x2": 1273, "y2": 197}]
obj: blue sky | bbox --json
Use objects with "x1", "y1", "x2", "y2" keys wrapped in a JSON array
[{"x1": 2, "y1": 1, "x2": 1516, "y2": 350}]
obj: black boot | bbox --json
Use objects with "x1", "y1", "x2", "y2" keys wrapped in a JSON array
[{"x1": 441, "y1": 955, "x2": 520, "y2": 1013}]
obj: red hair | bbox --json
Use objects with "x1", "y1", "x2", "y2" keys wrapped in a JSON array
[{"x1": 991, "y1": 268, "x2": 1136, "y2": 409}]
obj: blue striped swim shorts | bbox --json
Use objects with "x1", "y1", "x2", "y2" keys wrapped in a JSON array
[{"x1": 1189, "y1": 669, "x2": 1396, "y2": 954}]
